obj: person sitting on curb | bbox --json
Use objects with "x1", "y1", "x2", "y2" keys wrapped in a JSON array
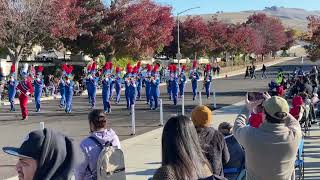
[
  {"x1": 218, "y1": 122, "x2": 245, "y2": 180},
  {"x1": 233, "y1": 94, "x2": 302, "y2": 180},
  {"x1": 75, "y1": 109, "x2": 121, "y2": 180},
  {"x1": 2, "y1": 128, "x2": 76, "y2": 180},
  {"x1": 152, "y1": 115, "x2": 227, "y2": 180},
  {"x1": 191, "y1": 105, "x2": 230, "y2": 176}
]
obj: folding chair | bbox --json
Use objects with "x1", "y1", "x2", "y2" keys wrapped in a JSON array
[{"x1": 295, "y1": 138, "x2": 304, "y2": 180}]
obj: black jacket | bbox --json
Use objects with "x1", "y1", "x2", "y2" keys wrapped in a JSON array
[
  {"x1": 33, "y1": 129, "x2": 76, "y2": 180},
  {"x1": 196, "y1": 127, "x2": 230, "y2": 176}
]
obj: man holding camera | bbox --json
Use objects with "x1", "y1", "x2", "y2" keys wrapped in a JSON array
[{"x1": 233, "y1": 93, "x2": 302, "y2": 180}]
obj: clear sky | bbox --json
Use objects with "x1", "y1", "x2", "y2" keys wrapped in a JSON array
[{"x1": 155, "y1": 0, "x2": 320, "y2": 15}]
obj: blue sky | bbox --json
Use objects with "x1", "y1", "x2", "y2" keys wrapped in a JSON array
[{"x1": 155, "y1": 0, "x2": 320, "y2": 15}]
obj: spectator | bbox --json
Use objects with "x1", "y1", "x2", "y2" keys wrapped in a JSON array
[
  {"x1": 261, "y1": 64, "x2": 267, "y2": 79},
  {"x1": 218, "y1": 122, "x2": 245, "y2": 180},
  {"x1": 2, "y1": 128, "x2": 76, "y2": 180},
  {"x1": 249, "y1": 111, "x2": 263, "y2": 128},
  {"x1": 75, "y1": 109, "x2": 121, "y2": 180},
  {"x1": 191, "y1": 105, "x2": 230, "y2": 176},
  {"x1": 233, "y1": 95, "x2": 302, "y2": 180},
  {"x1": 153, "y1": 115, "x2": 222, "y2": 180},
  {"x1": 290, "y1": 96, "x2": 305, "y2": 121},
  {"x1": 216, "y1": 64, "x2": 221, "y2": 77},
  {"x1": 244, "y1": 66, "x2": 250, "y2": 79},
  {"x1": 276, "y1": 85, "x2": 285, "y2": 97},
  {"x1": 251, "y1": 65, "x2": 256, "y2": 79}
]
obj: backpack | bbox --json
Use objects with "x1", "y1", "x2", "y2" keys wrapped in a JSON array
[{"x1": 88, "y1": 137, "x2": 126, "y2": 180}]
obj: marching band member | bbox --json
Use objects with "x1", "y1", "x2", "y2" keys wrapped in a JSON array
[
  {"x1": 189, "y1": 60, "x2": 200, "y2": 101},
  {"x1": 124, "y1": 63, "x2": 136, "y2": 111},
  {"x1": 178, "y1": 65, "x2": 187, "y2": 97},
  {"x1": 170, "y1": 64, "x2": 179, "y2": 105},
  {"x1": 17, "y1": 63, "x2": 34, "y2": 120},
  {"x1": 204, "y1": 64, "x2": 212, "y2": 99},
  {"x1": 136, "y1": 61, "x2": 143, "y2": 100},
  {"x1": 166, "y1": 66, "x2": 172, "y2": 100},
  {"x1": 144, "y1": 64, "x2": 152, "y2": 104},
  {"x1": 150, "y1": 64, "x2": 160, "y2": 110},
  {"x1": 85, "y1": 64, "x2": 92, "y2": 104},
  {"x1": 102, "y1": 62, "x2": 112, "y2": 113},
  {"x1": 114, "y1": 66, "x2": 122, "y2": 104},
  {"x1": 33, "y1": 66, "x2": 45, "y2": 112},
  {"x1": 59, "y1": 64, "x2": 67, "y2": 108},
  {"x1": 64, "y1": 65, "x2": 74, "y2": 113},
  {"x1": 108, "y1": 62, "x2": 115, "y2": 100},
  {"x1": 87, "y1": 61, "x2": 99, "y2": 109},
  {"x1": 7, "y1": 64, "x2": 17, "y2": 111}
]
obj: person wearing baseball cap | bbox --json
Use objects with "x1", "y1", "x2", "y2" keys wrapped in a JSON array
[
  {"x1": 191, "y1": 105, "x2": 230, "y2": 176},
  {"x1": 233, "y1": 94, "x2": 302, "y2": 180},
  {"x1": 2, "y1": 128, "x2": 76, "y2": 180}
]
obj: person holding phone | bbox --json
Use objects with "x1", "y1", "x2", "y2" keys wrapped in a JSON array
[
  {"x1": 247, "y1": 92, "x2": 265, "y2": 128},
  {"x1": 233, "y1": 94, "x2": 302, "y2": 180}
]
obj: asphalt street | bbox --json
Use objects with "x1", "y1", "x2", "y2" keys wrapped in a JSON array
[{"x1": 1, "y1": 57, "x2": 319, "y2": 179}]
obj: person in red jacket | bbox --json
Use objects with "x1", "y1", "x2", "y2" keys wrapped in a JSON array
[{"x1": 17, "y1": 64, "x2": 34, "y2": 120}]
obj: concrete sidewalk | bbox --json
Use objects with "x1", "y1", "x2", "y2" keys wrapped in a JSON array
[
  {"x1": 122, "y1": 100, "x2": 320, "y2": 180},
  {"x1": 1, "y1": 57, "x2": 296, "y2": 106},
  {"x1": 123, "y1": 101, "x2": 245, "y2": 180}
]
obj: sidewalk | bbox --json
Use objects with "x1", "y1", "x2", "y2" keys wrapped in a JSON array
[
  {"x1": 0, "y1": 57, "x2": 296, "y2": 106},
  {"x1": 123, "y1": 101, "x2": 245, "y2": 180}
]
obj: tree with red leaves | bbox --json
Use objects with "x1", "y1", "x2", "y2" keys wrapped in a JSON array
[
  {"x1": 246, "y1": 13, "x2": 286, "y2": 60},
  {"x1": 110, "y1": 0, "x2": 174, "y2": 59},
  {"x1": 231, "y1": 25, "x2": 262, "y2": 57},
  {"x1": 61, "y1": 0, "x2": 111, "y2": 57},
  {"x1": 64, "y1": 0, "x2": 174, "y2": 60},
  {"x1": 207, "y1": 18, "x2": 231, "y2": 56},
  {"x1": 305, "y1": 16, "x2": 320, "y2": 61},
  {"x1": 0, "y1": 0, "x2": 80, "y2": 72},
  {"x1": 179, "y1": 16, "x2": 210, "y2": 58}
]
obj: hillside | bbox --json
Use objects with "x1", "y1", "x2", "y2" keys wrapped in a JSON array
[{"x1": 184, "y1": 7, "x2": 320, "y2": 31}]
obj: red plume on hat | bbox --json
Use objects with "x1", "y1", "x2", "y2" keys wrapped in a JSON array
[
  {"x1": 146, "y1": 64, "x2": 152, "y2": 72},
  {"x1": 206, "y1": 64, "x2": 211, "y2": 72},
  {"x1": 133, "y1": 66, "x2": 138, "y2": 74},
  {"x1": 193, "y1": 60, "x2": 197, "y2": 68},
  {"x1": 62, "y1": 64, "x2": 68, "y2": 72},
  {"x1": 116, "y1": 66, "x2": 121, "y2": 73},
  {"x1": 10, "y1": 64, "x2": 15, "y2": 73},
  {"x1": 91, "y1": 62, "x2": 97, "y2": 71},
  {"x1": 87, "y1": 64, "x2": 92, "y2": 71},
  {"x1": 182, "y1": 65, "x2": 186, "y2": 71},
  {"x1": 109, "y1": 62, "x2": 113, "y2": 70},
  {"x1": 153, "y1": 64, "x2": 159, "y2": 72},
  {"x1": 136, "y1": 61, "x2": 141, "y2": 69},
  {"x1": 172, "y1": 65, "x2": 177, "y2": 73},
  {"x1": 37, "y1": 66, "x2": 44, "y2": 73},
  {"x1": 126, "y1": 63, "x2": 132, "y2": 73},
  {"x1": 104, "y1": 62, "x2": 110, "y2": 70},
  {"x1": 66, "y1": 65, "x2": 73, "y2": 74}
]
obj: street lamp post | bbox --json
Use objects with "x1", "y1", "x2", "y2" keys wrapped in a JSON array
[{"x1": 176, "y1": 6, "x2": 200, "y2": 70}]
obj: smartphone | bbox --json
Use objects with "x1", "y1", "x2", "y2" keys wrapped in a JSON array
[{"x1": 248, "y1": 92, "x2": 265, "y2": 102}]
